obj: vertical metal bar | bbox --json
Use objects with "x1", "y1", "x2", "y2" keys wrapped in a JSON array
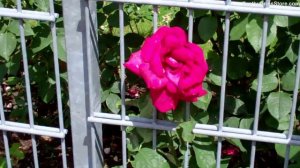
[
  {"x1": 119, "y1": 3, "x2": 127, "y2": 168},
  {"x1": 216, "y1": 0, "x2": 231, "y2": 167},
  {"x1": 249, "y1": 1, "x2": 270, "y2": 167},
  {"x1": 86, "y1": 1, "x2": 102, "y2": 167},
  {"x1": 63, "y1": 0, "x2": 102, "y2": 167},
  {"x1": 283, "y1": 36, "x2": 300, "y2": 168},
  {"x1": 48, "y1": 0, "x2": 67, "y2": 167},
  {"x1": 152, "y1": 5, "x2": 158, "y2": 150},
  {"x1": 16, "y1": 0, "x2": 39, "y2": 167},
  {"x1": 183, "y1": 8, "x2": 194, "y2": 168},
  {"x1": 0, "y1": 90, "x2": 11, "y2": 168},
  {"x1": 283, "y1": 145, "x2": 291, "y2": 168}
]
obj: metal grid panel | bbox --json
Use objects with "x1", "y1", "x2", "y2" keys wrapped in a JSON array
[
  {"x1": 63, "y1": 0, "x2": 300, "y2": 167},
  {"x1": 0, "y1": 0, "x2": 67, "y2": 167}
]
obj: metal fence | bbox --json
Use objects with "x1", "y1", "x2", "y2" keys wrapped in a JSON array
[
  {"x1": 0, "y1": 0, "x2": 67, "y2": 167},
  {"x1": 64, "y1": 0, "x2": 300, "y2": 168},
  {"x1": 2, "y1": 0, "x2": 300, "y2": 168}
]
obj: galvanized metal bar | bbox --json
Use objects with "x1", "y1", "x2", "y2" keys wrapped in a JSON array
[
  {"x1": 216, "y1": 0, "x2": 231, "y2": 166},
  {"x1": 0, "y1": 123, "x2": 66, "y2": 137},
  {"x1": 283, "y1": 32, "x2": 300, "y2": 168},
  {"x1": 63, "y1": 0, "x2": 102, "y2": 166},
  {"x1": 152, "y1": 5, "x2": 158, "y2": 150},
  {"x1": 85, "y1": 1, "x2": 103, "y2": 167},
  {"x1": 250, "y1": 1, "x2": 270, "y2": 167},
  {"x1": 0, "y1": 8, "x2": 58, "y2": 21},
  {"x1": 2, "y1": 132, "x2": 11, "y2": 168},
  {"x1": 183, "y1": 8, "x2": 194, "y2": 168},
  {"x1": 119, "y1": 3, "x2": 127, "y2": 168},
  {"x1": 48, "y1": 0, "x2": 67, "y2": 167},
  {"x1": 16, "y1": 0, "x2": 39, "y2": 167},
  {"x1": 283, "y1": 145, "x2": 291, "y2": 168},
  {"x1": 0, "y1": 88, "x2": 11, "y2": 168},
  {"x1": 96, "y1": 0, "x2": 300, "y2": 17},
  {"x1": 88, "y1": 116, "x2": 300, "y2": 145},
  {"x1": 92, "y1": 112, "x2": 300, "y2": 140}
]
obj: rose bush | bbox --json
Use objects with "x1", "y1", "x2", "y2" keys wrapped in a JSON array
[{"x1": 124, "y1": 26, "x2": 208, "y2": 112}]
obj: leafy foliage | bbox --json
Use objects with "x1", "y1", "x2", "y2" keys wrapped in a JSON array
[
  {"x1": 0, "y1": 0, "x2": 69, "y2": 166},
  {"x1": 97, "y1": 2, "x2": 300, "y2": 167},
  {"x1": 2, "y1": 0, "x2": 300, "y2": 167}
]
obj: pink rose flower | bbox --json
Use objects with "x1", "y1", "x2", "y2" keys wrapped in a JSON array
[{"x1": 124, "y1": 26, "x2": 208, "y2": 113}]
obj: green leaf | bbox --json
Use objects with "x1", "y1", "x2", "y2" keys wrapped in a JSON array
[
  {"x1": 109, "y1": 81, "x2": 120, "y2": 94},
  {"x1": 284, "y1": 41, "x2": 298, "y2": 64},
  {"x1": 34, "y1": 0, "x2": 49, "y2": 11},
  {"x1": 224, "y1": 117, "x2": 240, "y2": 128},
  {"x1": 275, "y1": 144, "x2": 300, "y2": 160},
  {"x1": 10, "y1": 143, "x2": 25, "y2": 160},
  {"x1": 38, "y1": 78, "x2": 55, "y2": 103},
  {"x1": 281, "y1": 69, "x2": 299, "y2": 91},
  {"x1": 176, "y1": 121, "x2": 196, "y2": 143},
  {"x1": 221, "y1": 157, "x2": 231, "y2": 168},
  {"x1": 132, "y1": 148, "x2": 170, "y2": 168},
  {"x1": 193, "y1": 83, "x2": 212, "y2": 111},
  {"x1": 251, "y1": 73, "x2": 278, "y2": 92},
  {"x1": 51, "y1": 29, "x2": 66, "y2": 62},
  {"x1": 239, "y1": 118, "x2": 254, "y2": 129},
  {"x1": 267, "y1": 92, "x2": 292, "y2": 122},
  {"x1": 7, "y1": 20, "x2": 35, "y2": 36},
  {"x1": 100, "y1": 88, "x2": 110, "y2": 103},
  {"x1": 32, "y1": 34, "x2": 52, "y2": 53},
  {"x1": 197, "y1": 16, "x2": 218, "y2": 42},
  {"x1": 0, "y1": 32, "x2": 17, "y2": 61},
  {"x1": 6, "y1": 77, "x2": 20, "y2": 85},
  {"x1": 106, "y1": 93, "x2": 121, "y2": 113},
  {"x1": 136, "y1": 128, "x2": 152, "y2": 143},
  {"x1": 226, "y1": 139, "x2": 247, "y2": 152},
  {"x1": 138, "y1": 94, "x2": 153, "y2": 118},
  {"x1": 274, "y1": 16, "x2": 299, "y2": 27},
  {"x1": 230, "y1": 14, "x2": 248, "y2": 41},
  {"x1": 246, "y1": 17, "x2": 277, "y2": 52},
  {"x1": 246, "y1": 18, "x2": 261, "y2": 52},
  {"x1": 127, "y1": 133, "x2": 140, "y2": 152},
  {"x1": 224, "y1": 96, "x2": 247, "y2": 115},
  {"x1": 5, "y1": 52, "x2": 21, "y2": 76},
  {"x1": 192, "y1": 143, "x2": 216, "y2": 168},
  {"x1": 0, "y1": 157, "x2": 6, "y2": 168},
  {"x1": 274, "y1": 16, "x2": 289, "y2": 27}
]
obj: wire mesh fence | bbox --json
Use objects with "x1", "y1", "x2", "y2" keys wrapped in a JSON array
[
  {"x1": 1, "y1": 0, "x2": 300, "y2": 167},
  {"x1": 65, "y1": 0, "x2": 300, "y2": 167},
  {"x1": 0, "y1": 0, "x2": 67, "y2": 167}
]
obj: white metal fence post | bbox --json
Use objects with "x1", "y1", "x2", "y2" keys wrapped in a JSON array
[{"x1": 63, "y1": 0, "x2": 102, "y2": 167}]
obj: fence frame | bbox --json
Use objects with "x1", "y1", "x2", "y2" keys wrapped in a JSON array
[
  {"x1": 63, "y1": 0, "x2": 103, "y2": 167},
  {"x1": 0, "y1": 0, "x2": 68, "y2": 167},
  {"x1": 63, "y1": 0, "x2": 300, "y2": 168}
]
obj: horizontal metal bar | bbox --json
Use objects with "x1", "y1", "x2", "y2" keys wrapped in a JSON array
[
  {"x1": 0, "y1": 8, "x2": 58, "y2": 21},
  {"x1": 0, "y1": 121, "x2": 67, "y2": 138},
  {"x1": 193, "y1": 129, "x2": 300, "y2": 145},
  {"x1": 88, "y1": 114, "x2": 300, "y2": 145},
  {"x1": 96, "y1": 0, "x2": 300, "y2": 17},
  {"x1": 94, "y1": 112, "x2": 176, "y2": 126}
]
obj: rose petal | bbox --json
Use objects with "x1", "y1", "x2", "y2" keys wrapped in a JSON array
[
  {"x1": 140, "y1": 64, "x2": 167, "y2": 90},
  {"x1": 149, "y1": 45, "x2": 165, "y2": 77},
  {"x1": 166, "y1": 70, "x2": 181, "y2": 86},
  {"x1": 150, "y1": 89, "x2": 178, "y2": 112},
  {"x1": 124, "y1": 50, "x2": 143, "y2": 76},
  {"x1": 161, "y1": 27, "x2": 187, "y2": 52}
]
